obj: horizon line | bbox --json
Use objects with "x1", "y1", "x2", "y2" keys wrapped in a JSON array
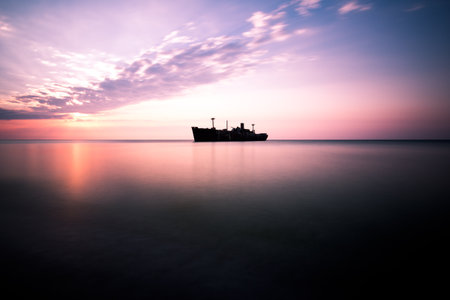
[{"x1": 1, "y1": 138, "x2": 449, "y2": 143}]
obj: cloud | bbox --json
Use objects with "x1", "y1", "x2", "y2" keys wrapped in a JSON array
[
  {"x1": 1, "y1": 2, "x2": 306, "y2": 120},
  {"x1": 296, "y1": 0, "x2": 321, "y2": 16},
  {"x1": 0, "y1": 17, "x2": 13, "y2": 35},
  {"x1": 338, "y1": 1, "x2": 372, "y2": 14},
  {"x1": 0, "y1": 108, "x2": 64, "y2": 120},
  {"x1": 243, "y1": 10, "x2": 290, "y2": 46},
  {"x1": 6, "y1": 37, "x2": 261, "y2": 117},
  {"x1": 405, "y1": 4, "x2": 424, "y2": 12}
]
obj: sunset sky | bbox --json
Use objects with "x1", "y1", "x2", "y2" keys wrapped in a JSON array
[{"x1": 0, "y1": 0, "x2": 449, "y2": 139}]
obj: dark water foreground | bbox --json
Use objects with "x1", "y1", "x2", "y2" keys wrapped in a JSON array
[{"x1": 1, "y1": 140, "x2": 449, "y2": 299}]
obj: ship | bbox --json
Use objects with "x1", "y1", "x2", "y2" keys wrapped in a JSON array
[{"x1": 192, "y1": 118, "x2": 268, "y2": 142}]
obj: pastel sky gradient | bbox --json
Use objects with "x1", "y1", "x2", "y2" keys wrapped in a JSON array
[{"x1": 0, "y1": 0, "x2": 449, "y2": 139}]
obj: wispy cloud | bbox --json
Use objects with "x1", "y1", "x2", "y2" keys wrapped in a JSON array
[
  {"x1": 405, "y1": 3, "x2": 424, "y2": 12},
  {"x1": 0, "y1": 18, "x2": 14, "y2": 36},
  {"x1": 1, "y1": 2, "x2": 305, "y2": 120},
  {"x1": 338, "y1": 1, "x2": 372, "y2": 15},
  {"x1": 0, "y1": 107, "x2": 64, "y2": 120},
  {"x1": 243, "y1": 10, "x2": 290, "y2": 45},
  {"x1": 296, "y1": 0, "x2": 321, "y2": 16}
]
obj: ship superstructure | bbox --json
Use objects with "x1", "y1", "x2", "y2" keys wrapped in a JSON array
[{"x1": 192, "y1": 118, "x2": 268, "y2": 142}]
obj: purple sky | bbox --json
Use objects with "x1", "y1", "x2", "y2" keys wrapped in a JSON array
[{"x1": 0, "y1": 0, "x2": 449, "y2": 139}]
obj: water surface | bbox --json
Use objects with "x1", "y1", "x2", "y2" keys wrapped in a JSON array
[{"x1": 1, "y1": 140, "x2": 449, "y2": 298}]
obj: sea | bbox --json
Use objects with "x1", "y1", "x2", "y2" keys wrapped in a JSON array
[{"x1": 1, "y1": 140, "x2": 449, "y2": 299}]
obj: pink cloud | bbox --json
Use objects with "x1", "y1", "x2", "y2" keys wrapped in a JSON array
[
  {"x1": 243, "y1": 10, "x2": 291, "y2": 46},
  {"x1": 296, "y1": 0, "x2": 321, "y2": 16},
  {"x1": 0, "y1": 20, "x2": 13, "y2": 33},
  {"x1": 1, "y1": 3, "x2": 301, "y2": 120},
  {"x1": 338, "y1": 1, "x2": 372, "y2": 15},
  {"x1": 405, "y1": 4, "x2": 424, "y2": 12}
]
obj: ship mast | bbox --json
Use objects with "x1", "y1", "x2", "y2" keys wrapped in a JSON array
[{"x1": 211, "y1": 117, "x2": 215, "y2": 129}]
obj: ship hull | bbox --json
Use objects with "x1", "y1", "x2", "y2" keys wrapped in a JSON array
[{"x1": 192, "y1": 127, "x2": 268, "y2": 142}]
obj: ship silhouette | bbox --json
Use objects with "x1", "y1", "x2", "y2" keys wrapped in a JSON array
[{"x1": 192, "y1": 118, "x2": 268, "y2": 142}]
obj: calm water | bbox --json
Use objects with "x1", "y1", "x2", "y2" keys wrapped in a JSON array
[{"x1": 1, "y1": 140, "x2": 449, "y2": 299}]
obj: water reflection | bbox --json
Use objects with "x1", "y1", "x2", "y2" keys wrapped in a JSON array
[
  {"x1": 0, "y1": 141, "x2": 449, "y2": 298},
  {"x1": 1, "y1": 141, "x2": 333, "y2": 202},
  {"x1": 2, "y1": 141, "x2": 449, "y2": 197},
  {"x1": 1, "y1": 140, "x2": 449, "y2": 204}
]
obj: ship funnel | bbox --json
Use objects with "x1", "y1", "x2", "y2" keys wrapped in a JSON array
[
  {"x1": 252, "y1": 124, "x2": 255, "y2": 133},
  {"x1": 240, "y1": 123, "x2": 244, "y2": 130}
]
